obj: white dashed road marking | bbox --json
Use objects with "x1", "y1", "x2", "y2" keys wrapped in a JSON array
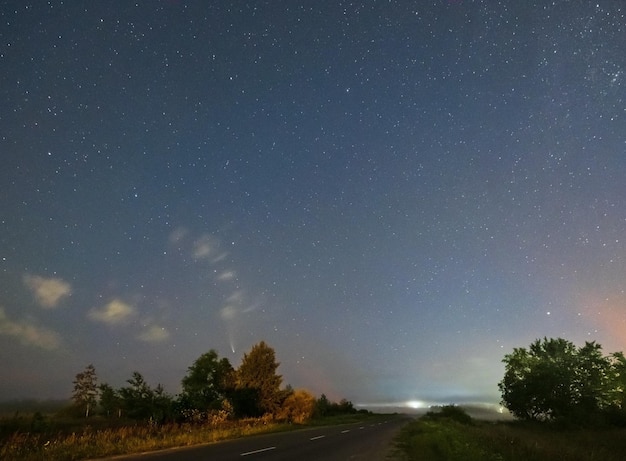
[{"x1": 240, "y1": 446, "x2": 276, "y2": 456}]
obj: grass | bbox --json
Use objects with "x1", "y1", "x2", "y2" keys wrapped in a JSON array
[
  {"x1": 463, "y1": 422, "x2": 626, "y2": 461},
  {"x1": 394, "y1": 419, "x2": 503, "y2": 461},
  {"x1": 0, "y1": 416, "x2": 290, "y2": 461},
  {"x1": 394, "y1": 408, "x2": 626, "y2": 461},
  {"x1": 0, "y1": 412, "x2": 385, "y2": 461}
]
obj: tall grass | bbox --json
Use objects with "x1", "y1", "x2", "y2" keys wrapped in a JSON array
[
  {"x1": 465, "y1": 422, "x2": 626, "y2": 461},
  {"x1": 395, "y1": 413, "x2": 626, "y2": 461},
  {"x1": 1, "y1": 412, "x2": 385, "y2": 460},
  {"x1": 0, "y1": 418, "x2": 287, "y2": 461},
  {"x1": 395, "y1": 419, "x2": 503, "y2": 461}
]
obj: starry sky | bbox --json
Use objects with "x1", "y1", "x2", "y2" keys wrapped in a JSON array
[{"x1": 1, "y1": 1, "x2": 625, "y2": 409}]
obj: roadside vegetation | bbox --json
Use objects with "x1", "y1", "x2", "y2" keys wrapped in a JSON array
[
  {"x1": 394, "y1": 405, "x2": 626, "y2": 461},
  {"x1": 0, "y1": 340, "x2": 370, "y2": 461},
  {"x1": 0, "y1": 408, "x2": 378, "y2": 461}
]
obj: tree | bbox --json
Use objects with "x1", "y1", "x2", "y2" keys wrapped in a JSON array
[
  {"x1": 314, "y1": 394, "x2": 331, "y2": 417},
  {"x1": 152, "y1": 383, "x2": 175, "y2": 423},
  {"x1": 575, "y1": 341, "x2": 614, "y2": 416},
  {"x1": 235, "y1": 341, "x2": 283, "y2": 417},
  {"x1": 313, "y1": 394, "x2": 357, "y2": 417},
  {"x1": 181, "y1": 349, "x2": 234, "y2": 416},
  {"x1": 597, "y1": 351, "x2": 626, "y2": 426},
  {"x1": 119, "y1": 371, "x2": 156, "y2": 421},
  {"x1": 229, "y1": 386, "x2": 262, "y2": 418},
  {"x1": 499, "y1": 337, "x2": 617, "y2": 423},
  {"x1": 277, "y1": 389, "x2": 316, "y2": 423},
  {"x1": 72, "y1": 364, "x2": 98, "y2": 417},
  {"x1": 338, "y1": 398, "x2": 356, "y2": 414},
  {"x1": 99, "y1": 383, "x2": 122, "y2": 418},
  {"x1": 609, "y1": 352, "x2": 626, "y2": 409}
]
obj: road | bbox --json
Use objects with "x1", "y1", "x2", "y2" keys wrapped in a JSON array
[{"x1": 95, "y1": 416, "x2": 411, "y2": 461}]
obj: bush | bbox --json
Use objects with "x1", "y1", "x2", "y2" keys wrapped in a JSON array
[
  {"x1": 277, "y1": 389, "x2": 316, "y2": 424},
  {"x1": 424, "y1": 405, "x2": 473, "y2": 425}
]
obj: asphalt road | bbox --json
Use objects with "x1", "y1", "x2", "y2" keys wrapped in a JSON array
[{"x1": 95, "y1": 416, "x2": 411, "y2": 461}]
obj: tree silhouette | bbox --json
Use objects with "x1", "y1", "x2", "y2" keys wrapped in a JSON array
[
  {"x1": 181, "y1": 349, "x2": 234, "y2": 417},
  {"x1": 119, "y1": 371, "x2": 156, "y2": 420},
  {"x1": 72, "y1": 364, "x2": 98, "y2": 418},
  {"x1": 99, "y1": 383, "x2": 122, "y2": 418},
  {"x1": 499, "y1": 337, "x2": 623, "y2": 424},
  {"x1": 236, "y1": 341, "x2": 283, "y2": 417}
]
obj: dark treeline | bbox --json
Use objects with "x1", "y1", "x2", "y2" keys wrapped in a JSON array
[{"x1": 71, "y1": 341, "x2": 361, "y2": 424}]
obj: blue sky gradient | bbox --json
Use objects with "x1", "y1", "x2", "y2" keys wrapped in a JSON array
[{"x1": 1, "y1": 1, "x2": 625, "y2": 408}]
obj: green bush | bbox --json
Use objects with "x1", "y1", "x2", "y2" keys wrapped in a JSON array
[{"x1": 424, "y1": 405, "x2": 473, "y2": 425}]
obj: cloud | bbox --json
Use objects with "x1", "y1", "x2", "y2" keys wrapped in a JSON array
[
  {"x1": 217, "y1": 270, "x2": 236, "y2": 281},
  {"x1": 225, "y1": 291, "x2": 243, "y2": 304},
  {"x1": 220, "y1": 291, "x2": 260, "y2": 323},
  {"x1": 0, "y1": 307, "x2": 62, "y2": 350},
  {"x1": 220, "y1": 305, "x2": 238, "y2": 320},
  {"x1": 23, "y1": 275, "x2": 71, "y2": 308},
  {"x1": 88, "y1": 299, "x2": 136, "y2": 325},
  {"x1": 137, "y1": 324, "x2": 170, "y2": 343},
  {"x1": 193, "y1": 234, "x2": 228, "y2": 262},
  {"x1": 210, "y1": 252, "x2": 229, "y2": 263},
  {"x1": 88, "y1": 300, "x2": 169, "y2": 343},
  {"x1": 192, "y1": 234, "x2": 218, "y2": 259},
  {"x1": 172, "y1": 230, "x2": 229, "y2": 263}
]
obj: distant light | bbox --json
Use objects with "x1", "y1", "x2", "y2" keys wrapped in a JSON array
[{"x1": 405, "y1": 400, "x2": 425, "y2": 409}]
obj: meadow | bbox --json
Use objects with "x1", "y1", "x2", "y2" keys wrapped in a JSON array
[{"x1": 394, "y1": 406, "x2": 626, "y2": 461}]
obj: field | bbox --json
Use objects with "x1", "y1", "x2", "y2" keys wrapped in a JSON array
[{"x1": 394, "y1": 409, "x2": 626, "y2": 461}]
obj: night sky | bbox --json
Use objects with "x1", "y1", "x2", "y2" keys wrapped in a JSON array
[{"x1": 1, "y1": 1, "x2": 624, "y2": 410}]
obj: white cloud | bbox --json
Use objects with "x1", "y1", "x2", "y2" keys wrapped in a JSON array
[
  {"x1": 88, "y1": 299, "x2": 136, "y2": 325},
  {"x1": 0, "y1": 307, "x2": 62, "y2": 350},
  {"x1": 226, "y1": 291, "x2": 243, "y2": 304},
  {"x1": 242, "y1": 303, "x2": 260, "y2": 314},
  {"x1": 192, "y1": 234, "x2": 221, "y2": 260},
  {"x1": 23, "y1": 275, "x2": 71, "y2": 309},
  {"x1": 218, "y1": 270, "x2": 236, "y2": 281},
  {"x1": 220, "y1": 305, "x2": 237, "y2": 320},
  {"x1": 210, "y1": 252, "x2": 229, "y2": 264},
  {"x1": 137, "y1": 324, "x2": 170, "y2": 343}
]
